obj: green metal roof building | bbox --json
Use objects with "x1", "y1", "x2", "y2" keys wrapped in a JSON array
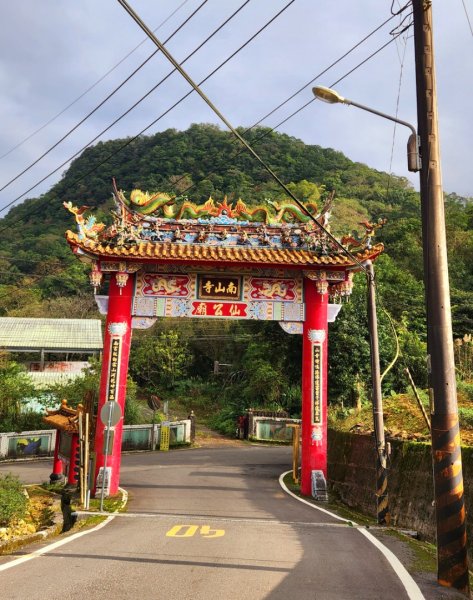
[
  {"x1": 0, "y1": 318, "x2": 103, "y2": 387},
  {"x1": 0, "y1": 317, "x2": 103, "y2": 353}
]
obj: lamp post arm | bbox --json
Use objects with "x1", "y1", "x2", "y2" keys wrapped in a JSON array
[
  {"x1": 343, "y1": 98, "x2": 417, "y2": 138},
  {"x1": 342, "y1": 98, "x2": 421, "y2": 172},
  {"x1": 312, "y1": 85, "x2": 421, "y2": 171}
]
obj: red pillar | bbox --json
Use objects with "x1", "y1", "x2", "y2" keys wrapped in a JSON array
[
  {"x1": 301, "y1": 276, "x2": 329, "y2": 496},
  {"x1": 94, "y1": 273, "x2": 134, "y2": 496},
  {"x1": 68, "y1": 433, "x2": 80, "y2": 486},
  {"x1": 50, "y1": 432, "x2": 64, "y2": 482}
]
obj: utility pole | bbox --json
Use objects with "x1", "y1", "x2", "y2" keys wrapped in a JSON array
[
  {"x1": 412, "y1": 0, "x2": 469, "y2": 592},
  {"x1": 366, "y1": 261, "x2": 389, "y2": 525}
]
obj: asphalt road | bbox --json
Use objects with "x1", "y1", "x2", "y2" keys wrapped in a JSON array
[{"x1": 0, "y1": 446, "x2": 463, "y2": 600}]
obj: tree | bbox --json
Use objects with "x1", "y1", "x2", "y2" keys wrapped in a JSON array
[
  {"x1": 0, "y1": 357, "x2": 35, "y2": 427},
  {"x1": 130, "y1": 330, "x2": 191, "y2": 392},
  {"x1": 50, "y1": 358, "x2": 141, "y2": 424}
]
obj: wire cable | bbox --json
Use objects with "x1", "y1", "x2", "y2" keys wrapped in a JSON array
[
  {"x1": 0, "y1": 0, "x2": 209, "y2": 193},
  {"x1": 461, "y1": 0, "x2": 473, "y2": 37},
  {"x1": 174, "y1": 23, "x2": 411, "y2": 201},
  {"x1": 0, "y1": 0, "x2": 192, "y2": 162},
  {"x1": 0, "y1": 1, "x2": 410, "y2": 211},
  {"x1": 0, "y1": 23, "x2": 410, "y2": 257},
  {"x1": 117, "y1": 0, "x2": 371, "y2": 271},
  {"x1": 0, "y1": 0, "x2": 290, "y2": 219},
  {"x1": 0, "y1": 7, "x2": 411, "y2": 247},
  {"x1": 246, "y1": 2, "x2": 411, "y2": 132},
  {"x1": 385, "y1": 15, "x2": 410, "y2": 199}
]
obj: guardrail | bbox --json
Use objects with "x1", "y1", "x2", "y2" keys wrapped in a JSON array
[{"x1": 0, "y1": 419, "x2": 192, "y2": 459}]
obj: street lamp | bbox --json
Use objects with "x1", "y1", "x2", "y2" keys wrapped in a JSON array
[
  {"x1": 312, "y1": 86, "x2": 421, "y2": 173},
  {"x1": 313, "y1": 80, "x2": 469, "y2": 591}
]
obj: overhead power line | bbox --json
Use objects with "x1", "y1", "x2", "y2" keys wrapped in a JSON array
[
  {"x1": 116, "y1": 0, "x2": 368, "y2": 271},
  {"x1": 0, "y1": 0, "x2": 210, "y2": 194},
  {"x1": 0, "y1": 4, "x2": 411, "y2": 239},
  {"x1": 461, "y1": 0, "x2": 473, "y2": 37},
  {"x1": 171, "y1": 22, "x2": 412, "y2": 200},
  {"x1": 0, "y1": 0, "x2": 192, "y2": 162},
  {"x1": 0, "y1": 0, "x2": 289, "y2": 218},
  {"x1": 246, "y1": 2, "x2": 411, "y2": 132}
]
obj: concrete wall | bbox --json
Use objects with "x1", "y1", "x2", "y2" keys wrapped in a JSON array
[{"x1": 328, "y1": 429, "x2": 473, "y2": 550}]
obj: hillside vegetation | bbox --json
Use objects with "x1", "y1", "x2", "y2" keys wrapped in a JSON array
[{"x1": 0, "y1": 124, "x2": 472, "y2": 436}]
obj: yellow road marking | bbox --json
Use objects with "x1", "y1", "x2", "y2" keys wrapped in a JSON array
[{"x1": 166, "y1": 524, "x2": 225, "y2": 538}]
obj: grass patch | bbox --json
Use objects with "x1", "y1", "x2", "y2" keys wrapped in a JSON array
[
  {"x1": 0, "y1": 474, "x2": 28, "y2": 526},
  {"x1": 384, "y1": 528, "x2": 437, "y2": 574},
  {"x1": 87, "y1": 494, "x2": 125, "y2": 514}
]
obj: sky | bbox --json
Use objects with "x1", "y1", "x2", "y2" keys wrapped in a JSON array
[{"x1": 0, "y1": 0, "x2": 471, "y2": 217}]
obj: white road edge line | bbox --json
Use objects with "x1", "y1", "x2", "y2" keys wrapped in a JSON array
[
  {"x1": 0, "y1": 516, "x2": 114, "y2": 572},
  {"x1": 279, "y1": 471, "x2": 425, "y2": 600},
  {"x1": 0, "y1": 487, "x2": 128, "y2": 573}
]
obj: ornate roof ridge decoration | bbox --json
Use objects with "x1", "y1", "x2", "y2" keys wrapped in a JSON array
[
  {"x1": 64, "y1": 183, "x2": 386, "y2": 267},
  {"x1": 112, "y1": 179, "x2": 329, "y2": 225}
]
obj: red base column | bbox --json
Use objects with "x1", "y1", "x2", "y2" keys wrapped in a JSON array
[
  {"x1": 301, "y1": 276, "x2": 329, "y2": 497},
  {"x1": 50, "y1": 432, "x2": 64, "y2": 483},
  {"x1": 68, "y1": 434, "x2": 80, "y2": 486},
  {"x1": 93, "y1": 273, "x2": 134, "y2": 496}
]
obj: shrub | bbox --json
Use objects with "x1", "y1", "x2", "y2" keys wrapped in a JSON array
[
  {"x1": 207, "y1": 405, "x2": 239, "y2": 437},
  {"x1": 459, "y1": 407, "x2": 473, "y2": 428},
  {"x1": 0, "y1": 474, "x2": 28, "y2": 526},
  {"x1": 0, "y1": 360, "x2": 35, "y2": 425},
  {"x1": 457, "y1": 380, "x2": 473, "y2": 402}
]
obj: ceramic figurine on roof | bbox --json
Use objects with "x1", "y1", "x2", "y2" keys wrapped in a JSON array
[
  {"x1": 64, "y1": 181, "x2": 385, "y2": 269},
  {"x1": 112, "y1": 178, "x2": 327, "y2": 226},
  {"x1": 63, "y1": 201, "x2": 105, "y2": 241},
  {"x1": 341, "y1": 218, "x2": 388, "y2": 251}
]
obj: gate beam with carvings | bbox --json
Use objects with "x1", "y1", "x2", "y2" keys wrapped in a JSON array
[{"x1": 64, "y1": 190, "x2": 383, "y2": 497}]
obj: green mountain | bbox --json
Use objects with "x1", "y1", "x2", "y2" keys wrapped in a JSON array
[{"x1": 0, "y1": 123, "x2": 472, "y2": 408}]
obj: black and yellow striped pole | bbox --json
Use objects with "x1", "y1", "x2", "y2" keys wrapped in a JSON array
[
  {"x1": 431, "y1": 415, "x2": 468, "y2": 590},
  {"x1": 413, "y1": 0, "x2": 469, "y2": 592}
]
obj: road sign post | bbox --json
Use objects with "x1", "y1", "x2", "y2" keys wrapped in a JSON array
[{"x1": 99, "y1": 401, "x2": 122, "y2": 510}]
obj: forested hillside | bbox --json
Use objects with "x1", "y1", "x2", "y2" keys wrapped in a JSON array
[{"x1": 1, "y1": 124, "x2": 472, "y2": 428}]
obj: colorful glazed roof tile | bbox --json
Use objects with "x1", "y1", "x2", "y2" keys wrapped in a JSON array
[{"x1": 66, "y1": 230, "x2": 383, "y2": 268}]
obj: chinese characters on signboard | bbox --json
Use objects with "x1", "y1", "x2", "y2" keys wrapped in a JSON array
[
  {"x1": 313, "y1": 345, "x2": 322, "y2": 425},
  {"x1": 160, "y1": 425, "x2": 170, "y2": 451},
  {"x1": 197, "y1": 275, "x2": 241, "y2": 301},
  {"x1": 107, "y1": 338, "x2": 121, "y2": 403},
  {"x1": 191, "y1": 302, "x2": 247, "y2": 318},
  {"x1": 132, "y1": 272, "x2": 305, "y2": 321}
]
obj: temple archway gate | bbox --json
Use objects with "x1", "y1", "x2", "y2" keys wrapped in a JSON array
[{"x1": 65, "y1": 188, "x2": 383, "y2": 498}]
